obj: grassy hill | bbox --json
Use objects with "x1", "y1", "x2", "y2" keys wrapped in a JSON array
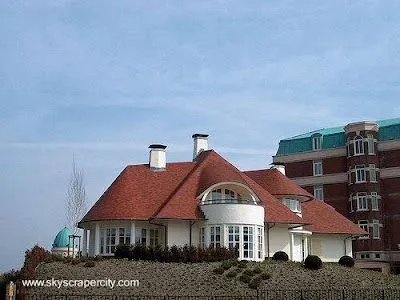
[{"x1": 30, "y1": 259, "x2": 400, "y2": 296}]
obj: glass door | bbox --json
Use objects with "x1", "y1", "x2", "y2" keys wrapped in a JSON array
[{"x1": 243, "y1": 226, "x2": 254, "y2": 259}]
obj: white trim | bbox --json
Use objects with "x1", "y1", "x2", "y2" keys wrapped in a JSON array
[
  {"x1": 293, "y1": 173, "x2": 347, "y2": 186},
  {"x1": 380, "y1": 167, "x2": 400, "y2": 179},
  {"x1": 273, "y1": 148, "x2": 346, "y2": 164}
]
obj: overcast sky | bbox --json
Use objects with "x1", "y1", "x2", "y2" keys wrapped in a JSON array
[{"x1": 1, "y1": 1, "x2": 400, "y2": 272}]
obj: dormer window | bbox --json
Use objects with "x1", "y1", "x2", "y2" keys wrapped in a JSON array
[
  {"x1": 202, "y1": 184, "x2": 255, "y2": 205},
  {"x1": 282, "y1": 198, "x2": 301, "y2": 213},
  {"x1": 210, "y1": 188, "x2": 242, "y2": 202},
  {"x1": 312, "y1": 134, "x2": 322, "y2": 151}
]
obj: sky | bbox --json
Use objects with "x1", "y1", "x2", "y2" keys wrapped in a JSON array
[{"x1": 1, "y1": 0, "x2": 400, "y2": 272}]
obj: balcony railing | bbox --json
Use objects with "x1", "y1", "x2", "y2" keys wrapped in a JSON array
[{"x1": 201, "y1": 198, "x2": 258, "y2": 205}]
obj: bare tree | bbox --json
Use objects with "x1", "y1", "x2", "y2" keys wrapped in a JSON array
[{"x1": 66, "y1": 158, "x2": 87, "y2": 235}]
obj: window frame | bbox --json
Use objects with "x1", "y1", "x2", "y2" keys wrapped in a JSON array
[
  {"x1": 149, "y1": 228, "x2": 159, "y2": 247},
  {"x1": 118, "y1": 227, "x2": 131, "y2": 245},
  {"x1": 313, "y1": 185, "x2": 324, "y2": 200},
  {"x1": 313, "y1": 160, "x2": 323, "y2": 176},
  {"x1": 199, "y1": 227, "x2": 206, "y2": 248},
  {"x1": 228, "y1": 225, "x2": 240, "y2": 251},
  {"x1": 210, "y1": 226, "x2": 221, "y2": 248},
  {"x1": 312, "y1": 135, "x2": 322, "y2": 151},
  {"x1": 135, "y1": 228, "x2": 147, "y2": 245},
  {"x1": 356, "y1": 192, "x2": 368, "y2": 211},
  {"x1": 358, "y1": 220, "x2": 369, "y2": 239},
  {"x1": 367, "y1": 134, "x2": 375, "y2": 155},
  {"x1": 282, "y1": 198, "x2": 301, "y2": 213},
  {"x1": 354, "y1": 136, "x2": 364, "y2": 155},
  {"x1": 355, "y1": 165, "x2": 366, "y2": 183},
  {"x1": 371, "y1": 192, "x2": 379, "y2": 211},
  {"x1": 372, "y1": 220, "x2": 380, "y2": 239},
  {"x1": 369, "y1": 164, "x2": 377, "y2": 182}
]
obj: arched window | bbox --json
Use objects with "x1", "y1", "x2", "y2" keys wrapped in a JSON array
[
  {"x1": 354, "y1": 136, "x2": 364, "y2": 155},
  {"x1": 210, "y1": 188, "x2": 242, "y2": 202}
]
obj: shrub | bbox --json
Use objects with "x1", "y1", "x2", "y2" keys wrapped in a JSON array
[
  {"x1": 253, "y1": 267, "x2": 263, "y2": 274},
  {"x1": 225, "y1": 269, "x2": 239, "y2": 278},
  {"x1": 115, "y1": 244, "x2": 132, "y2": 259},
  {"x1": 71, "y1": 258, "x2": 80, "y2": 265},
  {"x1": 304, "y1": 255, "x2": 323, "y2": 270},
  {"x1": 272, "y1": 251, "x2": 289, "y2": 261},
  {"x1": 93, "y1": 255, "x2": 103, "y2": 261},
  {"x1": 239, "y1": 274, "x2": 252, "y2": 284},
  {"x1": 238, "y1": 260, "x2": 248, "y2": 269},
  {"x1": 20, "y1": 245, "x2": 52, "y2": 279},
  {"x1": 84, "y1": 261, "x2": 96, "y2": 268},
  {"x1": 213, "y1": 267, "x2": 225, "y2": 275},
  {"x1": 221, "y1": 260, "x2": 236, "y2": 270},
  {"x1": 338, "y1": 255, "x2": 355, "y2": 268},
  {"x1": 260, "y1": 272, "x2": 271, "y2": 280},
  {"x1": 242, "y1": 268, "x2": 255, "y2": 277},
  {"x1": 248, "y1": 275, "x2": 263, "y2": 289}
]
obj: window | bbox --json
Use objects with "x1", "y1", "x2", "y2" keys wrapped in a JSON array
[
  {"x1": 313, "y1": 185, "x2": 324, "y2": 200},
  {"x1": 211, "y1": 189, "x2": 222, "y2": 200},
  {"x1": 106, "y1": 228, "x2": 117, "y2": 254},
  {"x1": 375, "y1": 253, "x2": 381, "y2": 259},
  {"x1": 371, "y1": 192, "x2": 379, "y2": 211},
  {"x1": 257, "y1": 227, "x2": 263, "y2": 259},
  {"x1": 313, "y1": 160, "x2": 323, "y2": 176},
  {"x1": 282, "y1": 198, "x2": 301, "y2": 213},
  {"x1": 354, "y1": 136, "x2": 364, "y2": 155},
  {"x1": 199, "y1": 227, "x2": 205, "y2": 248},
  {"x1": 312, "y1": 135, "x2": 322, "y2": 150},
  {"x1": 100, "y1": 229, "x2": 105, "y2": 254},
  {"x1": 369, "y1": 164, "x2": 377, "y2": 182},
  {"x1": 228, "y1": 226, "x2": 240, "y2": 251},
  {"x1": 119, "y1": 228, "x2": 131, "y2": 245},
  {"x1": 149, "y1": 229, "x2": 159, "y2": 247},
  {"x1": 367, "y1": 134, "x2": 375, "y2": 154},
  {"x1": 210, "y1": 226, "x2": 221, "y2": 247},
  {"x1": 135, "y1": 228, "x2": 147, "y2": 245},
  {"x1": 357, "y1": 193, "x2": 368, "y2": 211},
  {"x1": 358, "y1": 220, "x2": 369, "y2": 239},
  {"x1": 372, "y1": 220, "x2": 380, "y2": 239},
  {"x1": 355, "y1": 165, "x2": 366, "y2": 183},
  {"x1": 243, "y1": 226, "x2": 254, "y2": 259}
]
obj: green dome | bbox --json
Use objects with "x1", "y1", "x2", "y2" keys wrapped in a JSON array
[{"x1": 52, "y1": 227, "x2": 72, "y2": 248}]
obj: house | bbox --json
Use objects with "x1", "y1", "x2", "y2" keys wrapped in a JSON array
[
  {"x1": 272, "y1": 118, "x2": 400, "y2": 263},
  {"x1": 79, "y1": 134, "x2": 366, "y2": 262}
]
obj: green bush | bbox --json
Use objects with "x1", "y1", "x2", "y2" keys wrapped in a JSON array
[
  {"x1": 338, "y1": 255, "x2": 355, "y2": 268},
  {"x1": 93, "y1": 255, "x2": 103, "y2": 261},
  {"x1": 272, "y1": 251, "x2": 289, "y2": 261},
  {"x1": 248, "y1": 275, "x2": 263, "y2": 289},
  {"x1": 84, "y1": 261, "x2": 96, "y2": 268},
  {"x1": 221, "y1": 260, "x2": 236, "y2": 270},
  {"x1": 213, "y1": 267, "x2": 225, "y2": 275},
  {"x1": 225, "y1": 269, "x2": 239, "y2": 278},
  {"x1": 253, "y1": 267, "x2": 263, "y2": 274},
  {"x1": 242, "y1": 268, "x2": 255, "y2": 277},
  {"x1": 238, "y1": 260, "x2": 248, "y2": 269},
  {"x1": 304, "y1": 255, "x2": 323, "y2": 270},
  {"x1": 239, "y1": 274, "x2": 252, "y2": 284},
  {"x1": 71, "y1": 258, "x2": 80, "y2": 265},
  {"x1": 260, "y1": 272, "x2": 271, "y2": 280},
  {"x1": 115, "y1": 244, "x2": 132, "y2": 259}
]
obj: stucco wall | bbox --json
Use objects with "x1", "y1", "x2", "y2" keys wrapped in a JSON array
[
  {"x1": 311, "y1": 234, "x2": 352, "y2": 262},
  {"x1": 266, "y1": 225, "x2": 291, "y2": 258},
  {"x1": 201, "y1": 204, "x2": 264, "y2": 226},
  {"x1": 167, "y1": 220, "x2": 190, "y2": 246}
]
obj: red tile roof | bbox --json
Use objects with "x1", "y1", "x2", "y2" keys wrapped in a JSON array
[
  {"x1": 301, "y1": 200, "x2": 367, "y2": 235},
  {"x1": 244, "y1": 169, "x2": 314, "y2": 200},
  {"x1": 80, "y1": 149, "x2": 365, "y2": 236}
]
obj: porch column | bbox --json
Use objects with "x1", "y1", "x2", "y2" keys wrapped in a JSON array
[
  {"x1": 94, "y1": 223, "x2": 100, "y2": 256},
  {"x1": 304, "y1": 236, "x2": 308, "y2": 260},
  {"x1": 130, "y1": 222, "x2": 136, "y2": 245},
  {"x1": 82, "y1": 228, "x2": 87, "y2": 257}
]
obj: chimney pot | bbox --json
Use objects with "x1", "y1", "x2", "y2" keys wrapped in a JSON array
[
  {"x1": 148, "y1": 144, "x2": 167, "y2": 170},
  {"x1": 192, "y1": 133, "x2": 209, "y2": 160}
]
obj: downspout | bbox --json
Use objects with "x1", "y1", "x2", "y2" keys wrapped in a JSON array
[
  {"x1": 266, "y1": 223, "x2": 276, "y2": 259},
  {"x1": 148, "y1": 219, "x2": 168, "y2": 248},
  {"x1": 189, "y1": 221, "x2": 196, "y2": 247}
]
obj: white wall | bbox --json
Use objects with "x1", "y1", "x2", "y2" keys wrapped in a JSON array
[
  {"x1": 310, "y1": 234, "x2": 352, "y2": 262},
  {"x1": 201, "y1": 204, "x2": 264, "y2": 226},
  {"x1": 265, "y1": 224, "x2": 291, "y2": 258},
  {"x1": 167, "y1": 220, "x2": 190, "y2": 246}
]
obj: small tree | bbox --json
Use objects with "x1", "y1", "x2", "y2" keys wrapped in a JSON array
[{"x1": 66, "y1": 159, "x2": 87, "y2": 235}]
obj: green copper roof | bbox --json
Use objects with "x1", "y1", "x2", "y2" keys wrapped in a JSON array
[
  {"x1": 52, "y1": 227, "x2": 72, "y2": 248},
  {"x1": 277, "y1": 117, "x2": 400, "y2": 156}
]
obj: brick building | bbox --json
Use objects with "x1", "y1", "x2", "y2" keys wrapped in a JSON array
[{"x1": 273, "y1": 118, "x2": 400, "y2": 263}]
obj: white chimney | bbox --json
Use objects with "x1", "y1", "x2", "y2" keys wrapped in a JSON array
[
  {"x1": 192, "y1": 134, "x2": 209, "y2": 160},
  {"x1": 271, "y1": 164, "x2": 286, "y2": 175},
  {"x1": 149, "y1": 144, "x2": 167, "y2": 170}
]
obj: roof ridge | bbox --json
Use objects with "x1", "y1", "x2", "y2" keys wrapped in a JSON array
[{"x1": 151, "y1": 151, "x2": 213, "y2": 218}]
